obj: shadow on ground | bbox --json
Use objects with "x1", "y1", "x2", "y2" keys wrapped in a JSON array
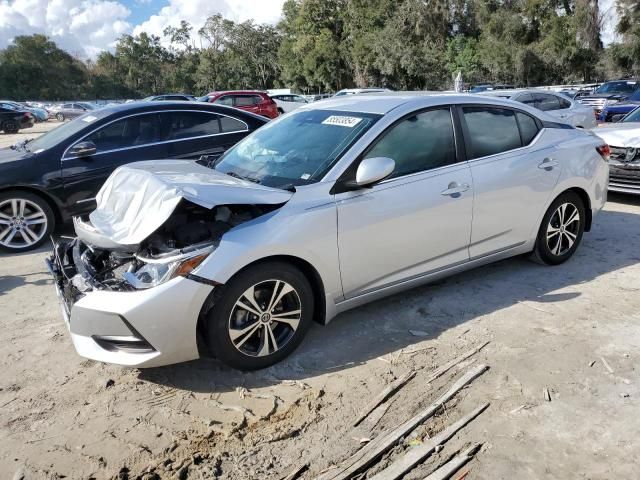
[{"x1": 139, "y1": 203, "x2": 640, "y2": 393}]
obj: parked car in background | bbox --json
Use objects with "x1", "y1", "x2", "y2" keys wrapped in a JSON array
[
  {"x1": 53, "y1": 102, "x2": 98, "y2": 121},
  {"x1": 47, "y1": 94, "x2": 607, "y2": 370},
  {"x1": 0, "y1": 101, "x2": 48, "y2": 122},
  {"x1": 142, "y1": 94, "x2": 197, "y2": 102},
  {"x1": 595, "y1": 106, "x2": 640, "y2": 194},
  {"x1": 598, "y1": 89, "x2": 640, "y2": 122},
  {"x1": 333, "y1": 88, "x2": 392, "y2": 96},
  {"x1": 480, "y1": 89, "x2": 597, "y2": 128},
  {"x1": 469, "y1": 84, "x2": 515, "y2": 93},
  {"x1": 270, "y1": 94, "x2": 309, "y2": 114},
  {"x1": 0, "y1": 102, "x2": 267, "y2": 252},
  {"x1": 199, "y1": 91, "x2": 279, "y2": 119},
  {"x1": 578, "y1": 80, "x2": 640, "y2": 116},
  {"x1": 0, "y1": 102, "x2": 35, "y2": 133}
]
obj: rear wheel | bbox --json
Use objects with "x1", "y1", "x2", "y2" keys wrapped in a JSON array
[
  {"x1": 2, "y1": 121, "x2": 19, "y2": 134},
  {"x1": 0, "y1": 191, "x2": 55, "y2": 252},
  {"x1": 533, "y1": 191, "x2": 585, "y2": 265},
  {"x1": 55, "y1": 113, "x2": 64, "y2": 122},
  {"x1": 203, "y1": 261, "x2": 314, "y2": 370}
]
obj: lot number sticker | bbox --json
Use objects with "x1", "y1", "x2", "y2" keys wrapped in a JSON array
[{"x1": 322, "y1": 115, "x2": 363, "y2": 128}]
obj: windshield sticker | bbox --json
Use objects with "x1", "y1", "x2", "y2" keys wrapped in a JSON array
[
  {"x1": 300, "y1": 173, "x2": 311, "y2": 180},
  {"x1": 322, "y1": 115, "x2": 363, "y2": 128},
  {"x1": 82, "y1": 115, "x2": 98, "y2": 123}
]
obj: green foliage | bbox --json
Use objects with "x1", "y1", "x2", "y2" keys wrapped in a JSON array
[{"x1": 0, "y1": 0, "x2": 637, "y2": 101}]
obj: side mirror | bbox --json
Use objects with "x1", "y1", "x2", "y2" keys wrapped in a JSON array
[
  {"x1": 69, "y1": 141, "x2": 97, "y2": 157},
  {"x1": 344, "y1": 157, "x2": 395, "y2": 189},
  {"x1": 611, "y1": 114, "x2": 625, "y2": 123}
]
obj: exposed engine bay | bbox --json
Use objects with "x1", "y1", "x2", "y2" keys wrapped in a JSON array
[{"x1": 50, "y1": 201, "x2": 278, "y2": 306}]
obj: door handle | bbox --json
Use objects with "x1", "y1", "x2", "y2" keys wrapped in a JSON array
[
  {"x1": 538, "y1": 158, "x2": 559, "y2": 170},
  {"x1": 441, "y1": 182, "x2": 470, "y2": 197}
]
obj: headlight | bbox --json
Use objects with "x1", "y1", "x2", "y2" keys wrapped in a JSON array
[
  {"x1": 123, "y1": 251, "x2": 211, "y2": 289},
  {"x1": 625, "y1": 148, "x2": 637, "y2": 162}
]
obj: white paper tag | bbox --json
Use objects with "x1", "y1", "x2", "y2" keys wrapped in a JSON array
[
  {"x1": 82, "y1": 115, "x2": 97, "y2": 123},
  {"x1": 301, "y1": 173, "x2": 311, "y2": 180},
  {"x1": 322, "y1": 115, "x2": 363, "y2": 128}
]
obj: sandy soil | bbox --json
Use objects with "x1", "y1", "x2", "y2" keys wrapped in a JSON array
[{"x1": 1, "y1": 124, "x2": 639, "y2": 479}]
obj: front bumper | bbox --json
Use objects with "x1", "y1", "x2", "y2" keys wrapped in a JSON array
[
  {"x1": 47, "y1": 240, "x2": 214, "y2": 368},
  {"x1": 608, "y1": 159, "x2": 640, "y2": 195}
]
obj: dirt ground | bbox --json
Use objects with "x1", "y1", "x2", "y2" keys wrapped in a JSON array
[
  {"x1": 1, "y1": 124, "x2": 640, "y2": 479},
  {"x1": 0, "y1": 121, "x2": 60, "y2": 149}
]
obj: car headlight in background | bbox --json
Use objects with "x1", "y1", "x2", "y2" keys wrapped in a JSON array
[{"x1": 123, "y1": 250, "x2": 212, "y2": 289}]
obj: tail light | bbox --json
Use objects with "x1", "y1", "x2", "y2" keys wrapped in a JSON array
[{"x1": 596, "y1": 144, "x2": 610, "y2": 162}]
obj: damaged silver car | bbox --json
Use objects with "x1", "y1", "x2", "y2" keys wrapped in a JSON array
[{"x1": 48, "y1": 94, "x2": 609, "y2": 370}]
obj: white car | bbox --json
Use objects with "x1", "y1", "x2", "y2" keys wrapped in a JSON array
[
  {"x1": 481, "y1": 90, "x2": 597, "y2": 129},
  {"x1": 271, "y1": 94, "x2": 309, "y2": 114},
  {"x1": 595, "y1": 106, "x2": 640, "y2": 194}
]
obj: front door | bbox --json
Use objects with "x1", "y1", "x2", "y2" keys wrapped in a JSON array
[
  {"x1": 336, "y1": 107, "x2": 473, "y2": 299},
  {"x1": 61, "y1": 112, "x2": 167, "y2": 216}
]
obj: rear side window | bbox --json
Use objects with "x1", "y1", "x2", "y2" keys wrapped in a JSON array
[
  {"x1": 234, "y1": 95, "x2": 262, "y2": 107},
  {"x1": 215, "y1": 96, "x2": 234, "y2": 106},
  {"x1": 516, "y1": 112, "x2": 539, "y2": 145},
  {"x1": 165, "y1": 112, "x2": 221, "y2": 140},
  {"x1": 462, "y1": 107, "x2": 521, "y2": 159},
  {"x1": 220, "y1": 115, "x2": 247, "y2": 133},
  {"x1": 365, "y1": 108, "x2": 456, "y2": 178},
  {"x1": 535, "y1": 94, "x2": 560, "y2": 112}
]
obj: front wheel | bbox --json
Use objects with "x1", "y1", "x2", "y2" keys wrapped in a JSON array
[
  {"x1": 203, "y1": 261, "x2": 314, "y2": 370},
  {"x1": 55, "y1": 113, "x2": 64, "y2": 122},
  {"x1": 533, "y1": 191, "x2": 585, "y2": 265},
  {"x1": 0, "y1": 191, "x2": 55, "y2": 252}
]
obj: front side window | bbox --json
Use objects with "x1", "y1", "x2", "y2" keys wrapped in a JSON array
[
  {"x1": 364, "y1": 108, "x2": 456, "y2": 178},
  {"x1": 535, "y1": 94, "x2": 560, "y2": 112},
  {"x1": 82, "y1": 114, "x2": 161, "y2": 152},
  {"x1": 462, "y1": 107, "x2": 521, "y2": 159},
  {"x1": 164, "y1": 112, "x2": 221, "y2": 139},
  {"x1": 215, "y1": 109, "x2": 380, "y2": 189}
]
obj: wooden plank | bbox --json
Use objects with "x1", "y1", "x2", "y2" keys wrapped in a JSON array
[
  {"x1": 368, "y1": 406, "x2": 488, "y2": 480},
  {"x1": 353, "y1": 370, "x2": 416, "y2": 427},
  {"x1": 315, "y1": 364, "x2": 489, "y2": 480},
  {"x1": 422, "y1": 444, "x2": 481, "y2": 480},
  {"x1": 424, "y1": 342, "x2": 490, "y2": 385}
]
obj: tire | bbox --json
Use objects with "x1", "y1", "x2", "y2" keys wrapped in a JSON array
[
  {"x1": 532, "y1": 191, "x2": 585, "y2": 265},
  {"x1": 56, "y1": 113, "x2": 64, "y2": 122},
  {"x1": 203, "y1": 261, "x2": 314, "y2": 370},
  {"x1": 0, "y1": 191, "x2": 55, "y2": 253},
  {"x1": 2, "y1": 121, "x2": 19, "y2": 134}
]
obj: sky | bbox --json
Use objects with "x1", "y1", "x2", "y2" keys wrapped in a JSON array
[{"x1": 0, "y1": 0, "x2": 621, "y2": 59}]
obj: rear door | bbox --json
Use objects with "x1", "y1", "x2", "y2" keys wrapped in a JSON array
[
  {"x1": 164, "y1": 110, "x2": 251, "y2": 163},
  {"x1": 234, "y1": 95, "x2": 263, "y2": 115},
  {"x1": 61, "y1": 112, "x2": 167, "y2": 215},
  {"x1": 460, "y1": 106, "x2": 561, "y2": 258}
]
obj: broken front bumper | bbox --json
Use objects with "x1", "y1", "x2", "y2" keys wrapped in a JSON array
[
  {"x1": 609, "y1": 161, "x2": 640, "y2": 195},
  {"x1": 46, "y1": 239, "x2": 214, "y2": 368}
]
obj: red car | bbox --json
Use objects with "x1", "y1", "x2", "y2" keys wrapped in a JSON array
[{"x1": 199, "y1": 91, "x2": 279, "y2": 119}]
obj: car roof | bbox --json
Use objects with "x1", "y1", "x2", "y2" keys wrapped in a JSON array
[
  {"x1": 89, "y1": 100, "x2": 268, "y2": 120},
  {"x1": 299, "y1": 93, "x2": 539, "y2": 115},
  {"x1": 480, "y1": 89, "x2": 567, "y2": 98},
  {"x1": 206, "y1": 90, "x2": 267, "y2": 96}
]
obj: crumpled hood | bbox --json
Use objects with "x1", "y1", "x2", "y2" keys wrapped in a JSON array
[
  {"x1": 595, "y1": 123, "x2": 640, "y2": 148},
  {"x1": 86, "y1": 160, "x2": 293, "y2": 246}
]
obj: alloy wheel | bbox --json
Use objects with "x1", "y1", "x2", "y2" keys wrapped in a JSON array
[
  {"x1": 546, "y1": 202, "x2": 580, "y2": 256},
  {"x1": 0, "y1": 198, "x2": 48, "y2": 250},
  {"x1": 228, "y1": 280, "x2": 302, "y2": 357}
]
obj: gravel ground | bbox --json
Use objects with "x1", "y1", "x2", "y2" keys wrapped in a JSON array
[{"x1": 1, "y1": 123, "x2": 639, "y2": 479}]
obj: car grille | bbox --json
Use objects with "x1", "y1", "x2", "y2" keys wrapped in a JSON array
[
  {"x1": 610, "y1": 147, "x2": 628, "y2": 161},
  {"x1": 579, "y1": 98, "x2": 606, "y2": 111}
]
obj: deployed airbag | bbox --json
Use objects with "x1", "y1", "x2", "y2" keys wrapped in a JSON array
[{"x1": 86, "y1": 160, "x2": 293, "y2": 245}]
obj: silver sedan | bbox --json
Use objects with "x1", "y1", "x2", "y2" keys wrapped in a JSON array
[
  {"x1": 48, "y1": 94, "x2": 609, "y2": 370},
  {"x1": 480, "y1": 89, "x2": 597, "y2": 129}
]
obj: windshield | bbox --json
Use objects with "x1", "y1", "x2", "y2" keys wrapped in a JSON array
[
  {"x1": 596, "y1": 81, "x2": 638, "y2": 94},
  {"x1": 623, "y1": 107, "x2": 640, "y2": 123},
  {"x1": 214, "y1": 109, "x2": 381, "y2": 189},
  {"x1": 197, "y1": 95, "x2": 210, "y2": 102},
  {"x1": 28, "y1": 110, "x2": 108, "y2": 152}
]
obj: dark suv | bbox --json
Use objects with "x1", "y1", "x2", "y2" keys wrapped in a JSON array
[
  {"x1": 578, "y1": 80, "x2": 640, "y2": 115},
  {"x1": 199, "y1": 91, "x2": 279, "y2": 119}
]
